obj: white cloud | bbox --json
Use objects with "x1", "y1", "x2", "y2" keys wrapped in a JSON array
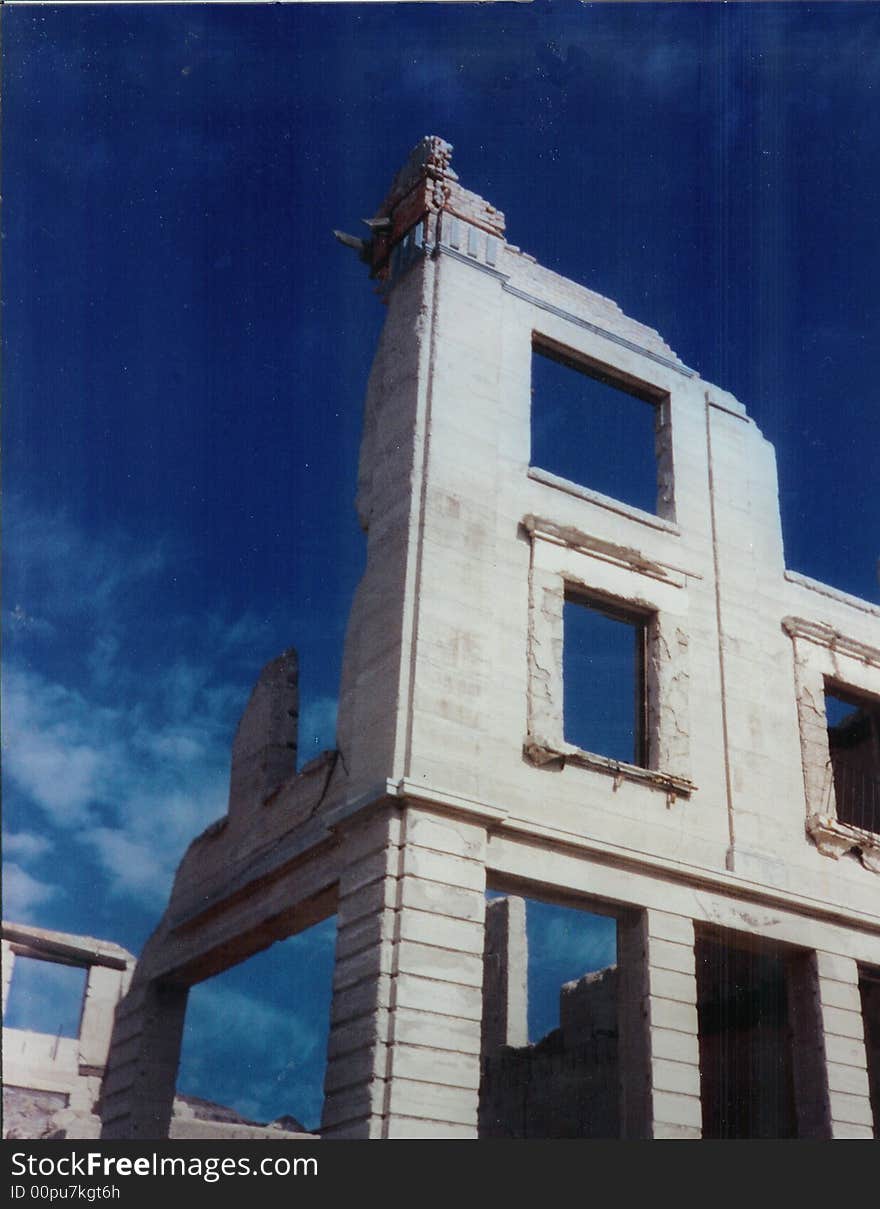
[
  {"x1": 179, "y1": 978, "x2": 325, "y2": 1126},
  {"x1": 3, "y1": 500, "x2": 336, "y2": 922},
  {"x1": 4, "y1": 499, "x2": 167, "y2": 628},
  {"x1": 3, "y1": 831, "x2": 53, "y2": 861},
  {"x1": 3, "y1": 667, "x2": 124, "y2": 826},
  {"x1": 186, "y1": 981, "x2": 320, "y2": 1058},
  {"x1": 2, "y1": 862, "x2": 58, "y2": 920}
]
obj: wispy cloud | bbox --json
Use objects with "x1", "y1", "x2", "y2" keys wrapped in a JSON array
[
  {"x1": 3, "y1": 830, "x2": 53, "y2": 861},
  {"x1": 174, "y1": 919, "x2": 337, "y2": 1129},
  {"x1": 2, "y1": 499, "x2": 318, "y2": 914},
  {"x1": 2, "y1": 862, "x2": 58, "y2": 921}
]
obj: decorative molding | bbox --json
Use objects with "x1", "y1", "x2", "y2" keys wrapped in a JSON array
[
  {"x1": 807, "y1": 814, "x2": 880, "y2": 875},
  {"x1": 782, "y1": 616, "x2": 880, "y2": 669},
  {"x1": 523, "y1": 513, "x2": 693, "y2": 586}
]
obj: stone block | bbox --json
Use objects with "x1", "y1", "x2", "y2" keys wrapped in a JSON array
[
  {"x1": 648, "y1": 967, "x2": 697, "y2": 1006},
  {"x1": 826, "y1": 1062, "x2": 871, "y2": 1098},
  {"x1": 400, "y1": 845, "x2": 485, "y2": 892},
  {"x1": 404, "y1": 811, "x2": 487, "y2": 861},
  {"x1": 386, "y1": 1078, "x2": 478, "y2": 1126},
  {"x1": 384, "y1": 1115, "x2": 477, "y2": 1139},
  {"x1": 395, "y1": 939, "x2": 484, "y2": 988},
  {"x1": 323, "y1": 1044, "x2": 388, "y2": 1094},
  {"x1": 820, "y1": 1005, "x2": 866, "y2": 1041},
  {"x1": 390, "y1": 1044, "x2": 480, "y2": 1091},
  {"x1": 321, "y1": 1080, "x2": 386, "y2": 1130},
  {"x1": 652, "y1": 1090, "x2": 703, "y2": 1129},
  {"x1": 645, "y1": 911, "x2": 696, "y2": 946},
  {"x1": 332, "y1": 943, "x2": 394, "y2": 992},
  {"x1": 653, "y1": 1121, "x2": 702, "y2": 1140},
  {"x1": 648, "y1": 998, "x2": 699, "y2": 1035},
  {"x1": 828, "y1": 1090, "x2": 874, "y2": 1127},
  {"x1": 330, "y1": 973, "x2": 392, "y2": 1026},
  {"x1": 391, "y1": 1006, "x2": 482, "y2": 1055},
  {"x1": 648, "y1": 1025, "x2": 701, "y2": 1066},
  {"x1": 336, "y1": 878, "x2": 397, "y2": 928},
  {"x1": 397, "y1": 908, "x2": 485, "y2": 955},
  {"x1": 651, "y1": 1057, "x2": 702, "y2": 1097},
  {"x1": 394, "y1": 972, "x2": 483, "y2": 1021},
  {"x1": 327, "y1": 1008, "x2": 391, "y2": 1061},
  {"x1": 399, "y1": 876, "x2": 485, "y2": 923},
  {"x1": 340, "y1": 848, "x2": 398, "y2": 897},
  {"x1": 824, "y1": 1034, "x2": 868, "y2": 1068},
  {"x1": 645, "y1": 936, "x2": 697, "y2": 975},
  {"x1": 334, "y1": 911, "x2": 395, "y2": 962},
  {"x1": 339, "y1": 813, "x2": 403, "y2": 865}
]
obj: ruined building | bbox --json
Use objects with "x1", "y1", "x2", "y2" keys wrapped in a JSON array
[
  {"x1": 97, "y1": 138, "x2": 879, "y2": 1139},
  {"x1": 3, "y1": 923, "x2": 135, "y2": 1138},
  {"x1": 1, "y1": 921, "x2": 313, "y2": 1140}
]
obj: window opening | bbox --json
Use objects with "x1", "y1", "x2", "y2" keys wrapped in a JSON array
[
  {"x1": 479, "y1": 891, "x2": 619, "y2": 1139},
  {"x1": 825, "y1": 684, "x2": 880, "y2": 834},
  {"x1": 531, "y1": 339, "x2": 662, "y2": 514},
  {"x1": 3, "y1": 957, "x2": 88, "y2": 1039},
  {"x1": 695, "y1": 936, "x2": 798, "y2": 1138},
  {"x1": 563, "y1": 592, "x2": 648, "y2": 766},
  {"x1": 177, "y1": 916, "x2": 336, "y2": 1134}
]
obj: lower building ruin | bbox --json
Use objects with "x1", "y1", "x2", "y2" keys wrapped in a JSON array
[
  {"x1": 15, "y1": 137, "x2": 874, "y2": 1140},
  {"x1": 3, "y1": 922, "x2": 135, "y2": 1139},
  {"x1": 1, "y1": 921, "x2": 314, "y2": 1140}
]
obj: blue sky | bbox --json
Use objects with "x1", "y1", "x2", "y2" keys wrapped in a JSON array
[{"x1": 3, "y1": 2, "x2": 878, "y2": 1129}]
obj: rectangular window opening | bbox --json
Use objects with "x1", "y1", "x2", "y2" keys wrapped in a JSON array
[
  {"x1": 177, "y1": 915, "x2": 337, "y2": 1136},
  {"x1": 3, "y1": 956, "x2": 88, "y2": 1040},
  {"x1": 825, "y1": 683, "x2": 880, "y2": 834},
  {"x1": 695, "y1": 935, "x2": 799, "y2": 1139},
  {"x1": 479, "y1": 890, "x2": 619, "y2": 1139},
  {"x1": 530, "y1": 337, "x2": 666, "y2": 515},
  {"x1": 563, "y1": 591, "x2": 649, "y2": 767}
]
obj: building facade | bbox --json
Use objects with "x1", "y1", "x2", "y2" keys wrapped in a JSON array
[{"x1": 99, "y1": 138, "x2": 880, "y2": 1140}]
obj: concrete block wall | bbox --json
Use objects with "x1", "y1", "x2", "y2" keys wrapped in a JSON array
[
  {"x1": 322, "y1": 806, "x2": 487, "y2": 1139},
  {"x1": 618, "y1": 910, "x2": 702, "y2": 1139},
  {"x1": 100, "y1": 979, "x2": 189, "y2": 1139},
  {"x1": 814, "y1": 952, "x2": 875, "y2": 1138}
]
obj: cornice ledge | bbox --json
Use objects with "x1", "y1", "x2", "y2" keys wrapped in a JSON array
[{"x1": 782, "y1": 616, "x2": 880, "y2": 669}]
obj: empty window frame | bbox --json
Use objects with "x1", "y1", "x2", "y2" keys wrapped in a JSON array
[
  {"x1": 177, "y1": 917, "x2": 337, "y2": 1134},
  {"x1": 695, "y1": 936, "x2": 798, "y2": 1139},
  {"x1": 563, "y1": 591, "x2": 649, "y2": 767},
  {"x1": 3, "y1": 957, "x2": 88, "y2": 1039},
  {"x1": 479, "y1": 891, "x2": 619, "y2": 1139},
  {"x1": 530, "y1": 338, "x2": 666, "y2": 515},
  {"x1": 825, "y1": 684, "x2": 880, "y2": 834}
]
